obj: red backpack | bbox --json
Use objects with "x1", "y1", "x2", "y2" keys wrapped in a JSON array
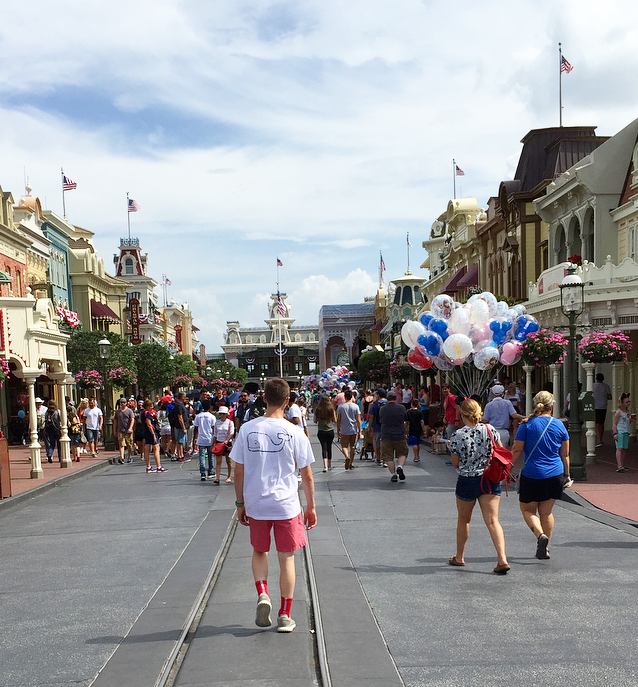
[{"x1": 481, "y1": 424, "x2": 514, "y2": 495}]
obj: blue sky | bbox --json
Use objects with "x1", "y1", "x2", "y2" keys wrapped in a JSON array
[{"x1": 1, "y1": 0, "x2": 637, "y2": 351}]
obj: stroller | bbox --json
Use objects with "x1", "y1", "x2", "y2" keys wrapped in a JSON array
[{"x1": 358, "y1": 421, "x2": 374, "y2": 460}]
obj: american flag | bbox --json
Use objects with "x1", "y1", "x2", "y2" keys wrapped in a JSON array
[
  {"x1": 277, "y1": 293, "x2": 286, "y2": 317},
  {"x1": 128, "y1": 198, "x2": 141, "y2": 212},
  {"x1": 561, "y1": 55, "x2": 573, "y2": 73},
  {"x1": 162, "y1": 277, "x2": 172, "y2": 286},
  {"x1": 455, "y1": 165, "x2": 465, "y2": 177},
  {"x1": 380, "y1": 253, "x2": 386, "y2": 284},
  {"x1": 277, "y1": 258, "x2": 283, "y2": 267},
  {"x1": 63, "y1": 175, "x2": 77, "y2": 191},
  {"x1": 407, "y1": 233, "x2": 413, "y2": 248}
]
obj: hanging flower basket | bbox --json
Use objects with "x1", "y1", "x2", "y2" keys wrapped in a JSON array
[
  {"x1": 108, "y1": 367, "x2": 137, "y2": 388},
  {"x1": 192, "y1": 376, "x2": 208, "y2": 389},
  {"x1": 578, "y1": 330, "x2": 632, "y2": 364},
  {"x1": 75, "y1": 370, "x2": 103, "y2": 389},
  {"x1": 174, "y1": 374, "x2": 193, "y2": 388},
  {"x1": 567, "y1": 254, "x2": 583, "y2": 266},
  {"x1": 0, "y1": 357, "x2": 10, "y2": 387},
  {"x1": 389, "y1": 361, "x2": 413, "y2": 379},
  {"x1": 520, "y1": 329, "x2": 568, "y2": 367}
]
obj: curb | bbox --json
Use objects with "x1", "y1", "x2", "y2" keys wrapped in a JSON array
[
  {"x1": 0, "y1": 458, "x2": 112, "y2": 513},
  {"x1": 560, "y1": 488, "x2": 638, "y2": 534}
]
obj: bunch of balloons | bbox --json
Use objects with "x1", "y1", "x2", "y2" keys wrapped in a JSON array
[
  {"x1": 401, "y1": 292, "x2": 539, "y2": 372},
  {"x1": 306, "y1": 365, "x2": 356, "y2": 391}
]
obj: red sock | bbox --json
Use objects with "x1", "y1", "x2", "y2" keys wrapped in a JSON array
[
  {"x1": 279, "y1": 597, "x2": 293, "y2": 617},
  {"x1": 255, "y1": 580, "x2": 268, "y2": 596}
]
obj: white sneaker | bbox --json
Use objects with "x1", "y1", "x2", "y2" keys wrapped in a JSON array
[
  {"x1": 255, "y1": 593, "x2": 272, "y2": 627},
  {"x1": 277, "y1": 614, "x2": 296, "y2": 633}
]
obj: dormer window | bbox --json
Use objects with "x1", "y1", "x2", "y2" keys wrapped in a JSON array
[{"x1": 124, "y1": 258, "x2": 134, "y2": 275}]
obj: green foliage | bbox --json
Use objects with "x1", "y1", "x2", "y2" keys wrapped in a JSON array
[
  {"x1": 133, "y1": 344, "x2": 175, "y2": 394},
  {"x1": 172, "y1": 354, "x2": 198, "y2": 378},
  {"x1": 67, "y1": 331, "x2": 136, "y2": 375},
  {"x1": 356, "y1": 350, "x2": 389, "y2": 383},
  {"x1": 205, "y1": 360, "x2": 248, "y2": 385}
]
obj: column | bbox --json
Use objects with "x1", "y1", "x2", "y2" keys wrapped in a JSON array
[
  {"x1": 523, "y1": 365, "x2": 534, "y2": 416},
  {"x1": 549, "y1": 364, "x2": 562, "y2": 418},
  {"x1": 612, "y1": 362, "x2": 621, "y2": 414},
  {"x1": 582, "y1": 362, "x2": 596, "y2": 465},
  {"x1": 630, "y1": 363, "x2": 636, "y2": 440},
  {"x1": 56, "y1": 381, "x2": 71, "y2": 467},
  {"x1": 25, "y1": 375, "x2": 43, "y2": 479}
]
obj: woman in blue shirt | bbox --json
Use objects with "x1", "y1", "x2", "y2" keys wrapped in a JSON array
[{"x1": 512, "y1": 391, "x2": 570, "y2": 561}]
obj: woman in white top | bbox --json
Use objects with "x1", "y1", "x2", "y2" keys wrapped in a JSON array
[
  {"x1": 504, "y1": 383, "x2": 521, "y2": 414},
  {"x1": 213, "y1": 406, "x2": 235, "y2": 484}
]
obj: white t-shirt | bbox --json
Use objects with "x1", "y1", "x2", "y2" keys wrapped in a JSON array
[
  {"x1": 193, "y1": 411, "x2": 216, "y2": 446},
  {"x1": 402, "y1": 388, "x2": 413, "y2": 404},
  {"x1": 231, "y1": 416, "x2": 314, "y2": 520},
  {"x1": 84, "y1": 407, "x2": 103, "y2": 430},
  {"x1": 213, "y1": 417, "x2": 235, "y2": 443},
  {"x1": 286, "y1": 403, "x2": 302, "y2": 425}
]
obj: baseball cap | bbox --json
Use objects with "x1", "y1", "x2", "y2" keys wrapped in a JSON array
[{"x1": 492, "y1": 384, "x2": 505, "y2": 396}]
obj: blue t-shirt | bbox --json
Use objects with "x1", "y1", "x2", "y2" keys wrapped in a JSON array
[{"x1": 515, "y1": 416, "x2": 569, "y2": 480}]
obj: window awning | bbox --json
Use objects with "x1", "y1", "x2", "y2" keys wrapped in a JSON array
[
  {"x1": 0, "y1": 270, "x2": 11, "y2": 285},
  {"x1": 90, "y1": 299, "x2": 121, "y2": 323},
  {"x1": 442, "y1": 266, "x2": 467, "y2": 294},
  {"x1": 456, "y1": 263, "x2": 479, "y2": 288}
]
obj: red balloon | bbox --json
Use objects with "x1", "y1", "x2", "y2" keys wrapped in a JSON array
[{"x1": 408, "y1": 348, "x2": 433, "y2": 370}]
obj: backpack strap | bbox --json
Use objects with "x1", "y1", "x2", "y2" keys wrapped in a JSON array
[{"x1": 521, "y1": 416, "x2": 554, "y2": 474}]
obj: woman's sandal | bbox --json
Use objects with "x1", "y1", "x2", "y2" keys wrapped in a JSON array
[
  {"x1": 493, "y1": 563, "x2": 511, "y2": 575},
  {"x1": 448, "y1": 555, "x2": 465, "y2": 567},
  {"x1": 535, "y1": 534, "x2": 550, "y2": 560}
]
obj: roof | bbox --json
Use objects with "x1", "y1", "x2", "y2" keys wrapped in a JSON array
[{"x1": 319, "y1": 303, "x2": 375, "y2": 317}]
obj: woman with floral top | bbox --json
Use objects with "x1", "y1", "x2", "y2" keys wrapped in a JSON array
[{"x1": 448, "y1": 399, "x2": 510, "y2": 574}]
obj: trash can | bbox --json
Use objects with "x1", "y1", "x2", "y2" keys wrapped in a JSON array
[{"x1": 0, "y1": 437, "x2": 11, "y2": 498}]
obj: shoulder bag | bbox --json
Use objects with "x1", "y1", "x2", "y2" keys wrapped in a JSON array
[
  {"x1": 212, "y1": 423, "x2": 232, "y2": 455},
  {"x1": 481, "y1": 424, "x2": 514, "y2": 495}
]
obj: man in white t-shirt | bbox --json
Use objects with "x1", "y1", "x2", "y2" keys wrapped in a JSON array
[
  {"x1": 83, "y1": 398, "x2": 103, "y2": 457},
  {"x1": 402, "y1": 385, "x2": 413, "y2": 409},
  {"x1": 593, "y1": 373, "x2": 612, "y2": 447},
  {"x1": 193, "y1": 399, "x2": 216, "y2": 481},
  {"x1": 285, "y1": 392, "x2": 302, "y2": 427},
  {"x1": 232, "y1": 378, "x2": 316, "y2": 634}
]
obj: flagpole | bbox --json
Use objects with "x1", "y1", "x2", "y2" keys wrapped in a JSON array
[
  {"x1": 61, "y1": 168, "x2": 66, "y2": 219},
  {"x1": 276, "y1": 259, "x2": 284, "y2": 378},
  {"x1": 379, "y1": 250, "x2": 382, "y2": 286},
  {"x1": 127, "y1": 192, "x2": 132, "y2": 239},
  {"x1": 559, "y1": 43, "x2": 563, "y2": 127},
  {"x1": 453, "y1": 159, "x2": 456, "y2": 199},
  {"x1": 407, "y1": 232, "x2": 410, "y2": 273}
]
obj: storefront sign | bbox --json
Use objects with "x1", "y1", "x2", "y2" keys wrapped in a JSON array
[{"x1": 129, "y1": 298, "x2": 141, "y2": 345}]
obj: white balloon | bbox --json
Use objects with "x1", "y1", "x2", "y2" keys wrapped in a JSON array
[
  {"x1": 442, "y1": 333, "x2": 473, "y2": 361},
  {"x1": 448, "y1": 308, "x2": 471, "y2": 335},
  {"x1": 469, "y1": 299, "x2": 489, "y2": 327},
  {"x1": 401, "y1": 320, "x2": 426, "y2": 349}
]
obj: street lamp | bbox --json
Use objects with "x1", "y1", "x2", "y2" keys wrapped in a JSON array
[
  {"x1": 98, "y1": 337, "x2": 115, "y2": 450},
  {"x1": 560, "y1": 265, "x2": 585, "y2": 480},
  {"x1": 260, "y1": 372, "x2": 266, "y2": 390}
]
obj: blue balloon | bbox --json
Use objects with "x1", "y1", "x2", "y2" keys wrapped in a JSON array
[
  {"x1": 417, "y1": 332, "x2": 442, "y2": 357},
  {"x1": 490, "y1": 318, "x2": 513, "y2": 345},
  {"x1": 428, "y1": 318, "x2": 449, "y2": 341},
  {"x1": 419, "y1": 312, "x2": 434, "y2": 328}
]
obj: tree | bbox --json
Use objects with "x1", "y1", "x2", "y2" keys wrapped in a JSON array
[
  {"x1": 356, "y1": 350, "x2": 389, "y2": 384},
  {"x1": 205, "y1": 360, "x2": 248, "y2": 386},
  {"x1": 133, "y1": 344, "x2": 175, "y2": 395},
  {"x1": 172, "y1": 353, "x2": 198, "y2": 379},
  {"x1": 67, "y1": 330, "x2": 136, "y2": 375}
]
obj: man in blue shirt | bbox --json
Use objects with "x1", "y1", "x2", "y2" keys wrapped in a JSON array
[
  {"x1": 483, "y1": 384, "x2": 524, "y2": 447},
  {"x1": 367, "y1": 389, "x2": 387, "y2": 466}
]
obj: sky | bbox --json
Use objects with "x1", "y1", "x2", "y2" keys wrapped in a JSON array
[{"x1": 1, "y1": 0, "x2": 638, "y2": 352}]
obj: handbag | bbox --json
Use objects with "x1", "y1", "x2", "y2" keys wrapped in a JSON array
[{"x1": 481, "y1": 424, "x2": 514, "y2": 494}]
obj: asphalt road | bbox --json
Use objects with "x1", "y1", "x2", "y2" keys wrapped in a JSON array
[{"x1": 3, "y1": 431, "x2": 638, "y2": 687}]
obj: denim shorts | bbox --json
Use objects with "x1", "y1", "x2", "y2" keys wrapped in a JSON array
[
  {"x1": 176, "y1": 428, "x2": 187, "y2": 444},
  {"x1": 85, "y1": 428, "x2": 99, "y2": 442},
  {"x1": 455, "y1": 474, "x2": 502, "y2": 502}
]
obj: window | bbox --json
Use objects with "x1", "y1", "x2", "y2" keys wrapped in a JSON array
[
  {"x1": 294, "y1": 333, "x2": 302, "y2": 342},
  {"x1": 308, "y1": 333, "x2": 315, "y2": 342},
  {"x1": 309, "y1": 362, "x2": 317, "y2": 372},
  {"x1": 15, "y1": 270, "x2": 21, "y2": 297},
  {"x1": 295, "y1": 361, "x2": 304, "y2": 373},
  {"x1": 630, "y1": 228, "x2": 636, "y2": 261},
  {"x1": 247, "y1": 363, "x2": 255, "y2": 374},
  {"x1": 128, "y1": 291, "x2": 141, "y2": 303},
  {"x1": 246, "y1": 335, "x2": 253, "y2": 344},
  {"x1": 260, "y1": 363, "x2": 268, "y2": 373},
  {"x1": 124, "y1": 258, "x2": 134, "y2": 275},
  {"x1": 259, "y1": 334, "x2": 266, "y2": 343}
]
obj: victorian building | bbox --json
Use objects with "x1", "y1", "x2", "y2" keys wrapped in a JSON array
[
  {"x1": 318, "y1": 300, "x2": 376, "y2": 370},
  {"x1": 223, "y1": 294, "x2": 319, "y2": 383},
  {"x1": 161, "y1": 300, "x2": 197, "y2": 357}
]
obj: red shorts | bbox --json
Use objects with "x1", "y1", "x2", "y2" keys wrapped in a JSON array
[{"x1": 249, "y1": 513, "x2": 307, "y2": 553}]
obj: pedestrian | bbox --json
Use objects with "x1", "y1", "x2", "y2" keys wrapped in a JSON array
[
  {"x1": 504, "y1": 382, "x2": 522, "y2": 415},
  {"x1": 232, "y1": 377, "x2": 316, "y2": 633},
  {"x1": 83, "y1": 398, "x2": 103, "y2": 457},
  {"x1": 113, "y1": 397, "x2": 136, "y2": 464},
  {"x1": 442, "y1": 385, "x2": 458, "y2": 440},
  {"x1": 368, "y1": 388, "x2": 387, "y2": 466},
  {"x1": 612, "y1": 393, "x2": 631, "y2": 473},
  {"x1": 407, "y1": 398, "x2": 427, "y2": 463},
  {"x1": 448, "y1": 399, "x2": 510, "y2": 574},
  {"x1": 143, "y1": 399, "x2": 166, "y2": 473},
  {"x1": 379, "y1": 390, "x2": 408, "y2": 482},
  {"x1": 593, "y1": 373, "x2": 612, "y2": 447},
  {"x1": 35, "y1": 397, "x2": 47, "y2": 447},
  {"x1": 211, "y1": 387, "x2": 229, "y2": 413},
  {"x1": 212, "y1": 406, "x2": 234, "y2": 484},
  {"x1": 133, "y1": 399, "x2": 145, "y2": 458},
  {"x1": 298, "y1": 397, "x2": 310, "y2": 438},
  {"x1": 511, "y1": 391, "x2": 570, "y2": 561},
  {"x1": 314, "y1": 395, "x2": 337, "y2": 472},
  {"x1": 76, "y1": 398, "x2": 89, "y2": 455},
  {"x1": 418, "y1": 385, "x2": 429, "y2": 428},
  {"x1": 333, "y1": 384, "x2": 347, "y2": 409},
  {"x1": 193, "y1": 399, "x2": 216, "y2": 481},
  {"x1": 157, "y1": 401, "x2": 172, "y2": 457},
  {"x1": 336, "y1": 389, "x2": 361, "y2": 470},
  {"x1": 44, "y1": 401, "x2": 62, "y2": 463},
  {"x1": 286, "y1": 392, "x2": 302, "y2": 427},
  {"x1": 483, "y1": 384, "x2": 524, "y2": 448},
  {"x1": 234, "y1": 390, "x2": 251, "y2": 433},
  {"x1": 67, "y1": 408, "x2": 82, "y2": 461},
  {"x1": 401, "y1": 383, "x2": 413, "y2": 410},
  {"x1": 169, "y1": 392, "x2": 190, "y2": 462}
]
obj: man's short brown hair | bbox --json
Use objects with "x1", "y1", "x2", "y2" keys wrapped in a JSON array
[{"x1": 264, "y1": 378, "x2": 290, "y2": 407}]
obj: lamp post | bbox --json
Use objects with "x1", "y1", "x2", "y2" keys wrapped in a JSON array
[
  {"x1": 98, "y1": 337, "x2": 115, "y2": 451},
  {"x1": 260, "y1": 372, "x2": 266, "y2": 390},
  {"x1": 560, "y1": 265, "x2": 585, "y2": 480}
]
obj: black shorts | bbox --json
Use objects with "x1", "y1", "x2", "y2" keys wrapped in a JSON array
[
  {"x1": 518, "y1": 474, "x2": 563, "y2": 503},
  {"x1": 421, "y1": 409, "x2": 430, "y2": 425},
  {"x1": 595, "y1": 409, "x2": 607, "y2": 425}
]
